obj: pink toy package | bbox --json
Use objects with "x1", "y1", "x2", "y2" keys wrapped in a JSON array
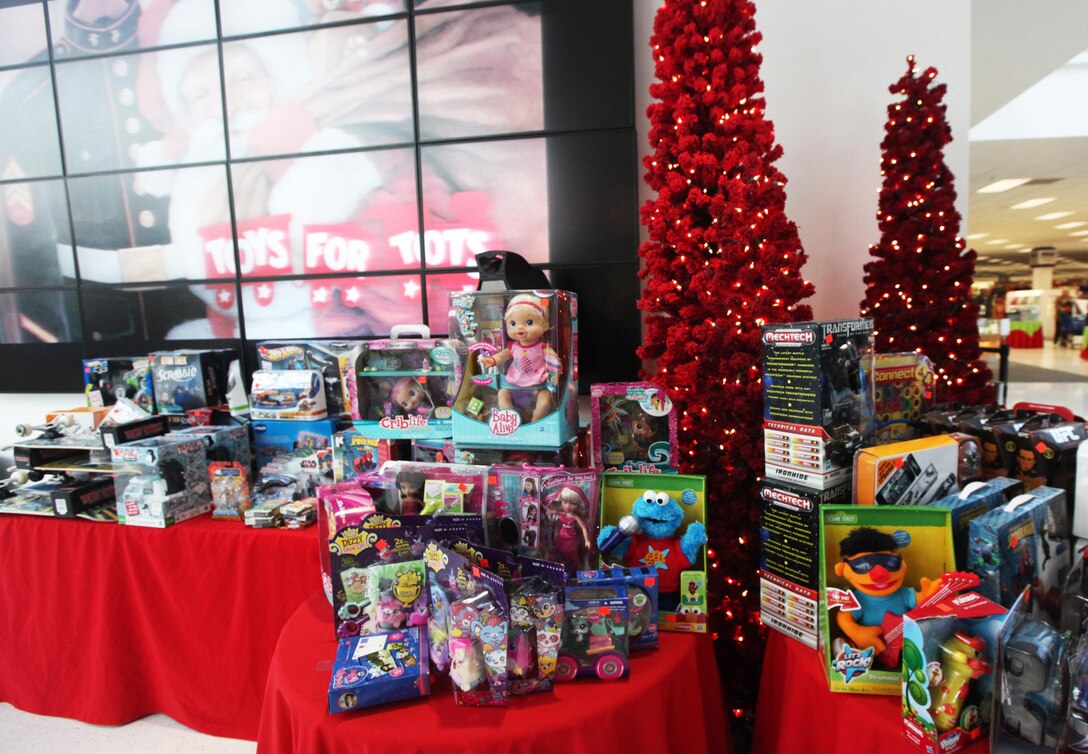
[{"x1": 590, "y1": 382, "x2": 678, "y2": 473}]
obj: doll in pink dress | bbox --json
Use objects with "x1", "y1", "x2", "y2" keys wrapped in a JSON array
[
  {"x1": 479, "y1": 294, "x2": 559, "y2": 422},
  {"x1": 544, "y1": 486, "x2": 593, "y2": 573}
]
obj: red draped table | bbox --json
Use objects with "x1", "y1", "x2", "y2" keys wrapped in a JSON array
[
  {"x1": 257, "y1": 590, "x2": 731, "y2": 754},
  {"x1": 753, "y1": 630, "x2": 989, "y2": 754},
  {"x1": 0, "y1": 513, "x2": 321, "y2": 740}
]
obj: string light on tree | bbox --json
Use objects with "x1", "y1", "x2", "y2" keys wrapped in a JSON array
[
  {"x1": 638, "y1": 0, "x2": 814, "y2": 729},
  {"x1": 859, "y1": 56, "x2": 994, "y2": 405}
]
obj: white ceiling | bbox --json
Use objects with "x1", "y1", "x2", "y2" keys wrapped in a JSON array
[{"x1": 968, "y1": 0, "x2": 1088, "y2": 283}]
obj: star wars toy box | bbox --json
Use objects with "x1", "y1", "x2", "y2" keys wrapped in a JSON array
[
  {"x1": 448, "y1": 289, "x2": 578, "y2": 448},
  {"x1": 328, "y1": 627, "x2": 430, "y2": 714},
  {"x1": 590, "y1": 382, "x2": 678, "y2": 474},
  {"x1": 249, "y1": 369, "x2": 327, "y2": 421},
  {"x1": 256, "y1": 340, "x2": 363, "y2": 417},
  {"x1": 924, "y1": 477, "x2": 1024, "y2": 571},
  {"x1": 251, "y1": 418, "x2": 344, "y2": 474},
  {"x1": 853, "y1": 434, "x2": 982, "y2": 506},
  {"x1": 598, "y1": 472, "x2": 707, "y2": 633},
  {"x1": 761, "y1": 319, "x2": 875, "y2": 491},
  {"x1": 871, "y1": 352, "x2": 935, "y2": 444},
  {"x1": 573, "y1": 566, "x2": 659, "y2": 651},
  {"x1": 967, "y1": 487, "x2": 1070, "y2": 626},
  {"x1": 83, "y1": 357, "x2": 155, "y2": 412},
  {"x1": 759, "y1": 480, "x2": 852, "y2": 649},
  {"x1": 901, "y1": 591, "x2": 1007, "y2": 754},
  {"x1": 818, "y1": 504, "x2": 957, "y2": 695},
  {"x1": 110, "y1": 436, "x2": 212, "y2": 527},
  {"x1": 149, "y1": 349, "x2": 235, "y2": 421},
  {"x1": 343, "y1": 326, "x2": 464, "y2": 440}
]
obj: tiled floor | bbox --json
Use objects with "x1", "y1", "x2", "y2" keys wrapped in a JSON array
[{"x1": 1, "y1": 343, "x2": 1084, "y2": 753}]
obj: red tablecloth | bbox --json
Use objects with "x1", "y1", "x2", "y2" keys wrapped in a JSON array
[
  {"x1": 0, "y1": 513, "x2": 321, "y2": 740},
  {"x1": 753, "y1": 630, "x2": 988, "y2": 754},
  {"x1": 258, "y1": 590, "x2": 731, "y2": 754}
]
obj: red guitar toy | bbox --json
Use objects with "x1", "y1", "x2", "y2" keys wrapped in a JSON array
[{"x1": 877, "y1": 571, "x2": 978, "y2": 667}]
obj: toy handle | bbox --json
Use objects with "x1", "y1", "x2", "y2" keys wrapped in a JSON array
[
  {"x1": 390, "y1": 324, "x2": 431, "y2": 340},
  {"x1": 1011, "y1": 402, "x2": 1076, "y2": 421}
]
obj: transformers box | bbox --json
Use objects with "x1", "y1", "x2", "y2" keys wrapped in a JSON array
[{"x1": 761, "y1": 319, "x2": 875, "y2": 490}]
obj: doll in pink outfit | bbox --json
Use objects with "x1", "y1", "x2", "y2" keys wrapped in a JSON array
[
  {"x1": 543, "y1": 485, "x2": 593, "y2": 573},
  {"x1": 478, "y1": 294, "x2": 559, "y2": 422}
]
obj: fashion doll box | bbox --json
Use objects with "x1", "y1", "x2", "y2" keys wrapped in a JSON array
[
  {"x1": 818, "y1": 504, "x2": 957, "y2": 695},
  {"x1": 598, "y1": 472, "x2": 707, "y2": 633},
  {"x1": 853, "y1": 434, "x2": 982, "y2": 507},
  {"x1": 761, "y1": 319, "x2": 875, "y2": 491},
  {"x1": 328, "y1": 627, "x2": 430, "y2": 713},
  {"x1": 590, "y1": 382, "x2": 678, "y2": 473},
  {"x1": 448, "y1": 289, "x2": 578, "y2": 448},
  {"x1": 110, "y1": 435, "x2": 212, "y2": 527},
  {"x1": 344, "y1": 326, "x2": 464, "y2": 440},
  {"x1": 901, "y1": 591, "x2": 1006, "y2": 754},
  {"x1": 758, "y1": 479, "x2": 852, "y2": 649}
]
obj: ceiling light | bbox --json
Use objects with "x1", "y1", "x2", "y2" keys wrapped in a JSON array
[
  {"x1": 1055, "y1": 221, "x2": 1087, "y2": 229},
  {"x1": 1004, "y1": 244, "x2": 1028, "y2": 250},
  {"x1": 1070, "y1": 230, "x2": 1088, "y2": 237},
  {"x1": 984, "y1": 239, "x2": 1009, "y2": 245},
  {"x1": 965, "y1": 232, "x2": 990, "y2": 240},
  {"x1": 1036, "y1": 211, "x2": 1074, "y2": 220},
  {"x1": 1010, "y1": 197, "x2": 1057, "y2": 209},
  {"x1": 1017, "y1": 248, "x2": 1032, "y2": 253},
  {"x1": 977, "y1": 179, "x2": 1031, "y2": 193}
]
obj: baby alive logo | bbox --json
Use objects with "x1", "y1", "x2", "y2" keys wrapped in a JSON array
[
  {"x1": 489, "y1": 408, "x2": 521, "y2": 436},
  {"x1": 832, "y1": 644, "x2": 874, "y2": 683},
  {"x1": 379, "y1": 415, "x2": 429, "y2": 430}
]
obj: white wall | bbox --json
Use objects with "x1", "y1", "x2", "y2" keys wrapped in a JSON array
[{"x1": 635, "y1": 0, "x2": 971, "y2": 320}]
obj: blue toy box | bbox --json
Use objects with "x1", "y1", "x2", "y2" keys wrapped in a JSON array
[
  {"x1": 251, "y1": 418, "x2": 343, "y2": 473},
  {"x1": 448, "y1": 290, "x2": 578, "y2": 448},
  {"x1": 573, "y1": 566, "x2": 659, "y2": 650},
  {"x1": 925, "y1": 477, "x2": 1023, "y2": 571},
  {"x1": 328, "y1": 628, "x2": 430, "y2": 713}
]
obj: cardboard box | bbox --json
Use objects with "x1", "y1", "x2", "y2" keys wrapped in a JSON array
[
  {"x1": 573, "y1": 566, "x2": 660, "y2": 650},
  {"x1": 818, "y1": 504, "x2": 956, "y2": 695},
  {"x1": 149, "y1": 349, "x2": 235, "y2": 416},
  {"x1": 256, "y1": 340, "x2": 362, "y2": 417},
  {"x1": 925, "y1": 477, "x2": 1023, "y2": 571},
  {"x1": 761, "y1": 319, "x2": 875, "y2": 490},
  {"x1": 759, "y1": 480, "x2": 851, "y2": 648},
  {"x1": 871, "y1": 352, "x2": 935, "y2": 444},
  {"x1": 250, "y1": 369, "x2": 328, "y2": 420},
  {"x1": 328, "y1": 628, "x2": 429, "y2": 713},
  {"x1": 853, "y1": 435, "x2": 963, "y2": 506},
  {"x1": 83, "y1": 357, "x2": 155, "y2": 412},
  {"x1": 50, "y1": 476, "x2": 115, "y2": 517},
  {"x1": 590, "y1": 382, "x2": 678, "y2": 473},
  {"x1": 111, "y1": 436, "x2": 212, "y2": 527}
]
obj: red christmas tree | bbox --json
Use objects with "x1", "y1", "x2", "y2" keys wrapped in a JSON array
[
  {"x1": 638, "y1": 0, "x2": 814, "y2": 723},
  {"x1": 860, "y1": 56, "x2": 994, "y2": 405}
]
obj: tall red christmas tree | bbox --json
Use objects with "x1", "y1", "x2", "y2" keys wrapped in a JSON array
[
  {"x1": 638, "y1": 0, "x2": 814, "y2": 723},
  {"x1": 860, "y1": 57, "x2": 994, "y2": 405}
]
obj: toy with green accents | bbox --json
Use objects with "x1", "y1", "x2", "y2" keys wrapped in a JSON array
[{"x1": 818, "y1": 504, "x2": 960, "y2": 694}]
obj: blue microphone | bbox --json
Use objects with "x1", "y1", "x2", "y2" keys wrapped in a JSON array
[{"x1": 599, "y1": 515, "x2": 641, "y2": 557}]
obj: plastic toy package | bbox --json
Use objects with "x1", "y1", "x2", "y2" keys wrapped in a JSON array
[
  {"x1": 256, "y1": 340, "x2": 363, "y2": 417},
  {"x1": 345, "y1": 326, "x2": 465, "y2": 440},
  {"x1": 870, "y1": 352, "x2": 935, "y2": 444},
  {"x1": 83, "y1": 356, "x2": 155, "y2": 412},
  {"x1": 590, "y1": 382, "x2": 678, "y2": 473},
  {"x1": 853, "y1": 434, "x2": 978, "y2": 507},
  {"x1": 573, "y1": 567, "x2": 659, "y2": 651},
  {"x1": 901, "y1": 591, "x2": 1006, "y2": 754},
  {"x1": 423, "y1": 542, "x2": 509, "y2": 705},
  {"x1": 924, "y1": 477, "x2": 1023, "y2": 571},
  {"x1": 249, "y1": 369, "x2": 327, "y2": 420},
  {"x1": 598, "y1": 472, "x2": 707, "y2": 631},
  {"x1": 328, "y1": 627, "x2": 430, "y2": 713},
  {"x1": 448, "y1": 289, "x2": 578, "y2": 447},
  {"x1": 556, "y1": 585, "x2": 629, "y2": 681},
  {"x1": 207, "y1": 461, "x2": 252, "y2": 520},
  {"x1": 110, "y1": 435, "x2": 212, "y2": 527},
  {"x1": 507, "y1": 576, "x2": 564, "y2": 695},
  {"x1": 332, "y1": 429, "x2": 406, "y2": 482}
]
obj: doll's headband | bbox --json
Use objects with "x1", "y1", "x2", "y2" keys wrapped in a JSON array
[{"x1": 505, "y1": 294, "x2": 547, "y2": 317}]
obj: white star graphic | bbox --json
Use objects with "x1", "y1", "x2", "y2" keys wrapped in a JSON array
[
  {"x1": 403, "y1": 280, "x2": 420, "y2": 299},
  {"x1": 344, "y1": 286, "x2": 361, "y2": 304},
  {"x1": 217, "y1": 289, "x2": 233, "y2": 305},
  {"x1": 256, "y1": 283, "x2": 273, "y2": 302},
  {"x1": 312, "y1": 286, "x2": 330, "y2": 304}
]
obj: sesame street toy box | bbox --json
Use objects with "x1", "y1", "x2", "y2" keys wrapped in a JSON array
[
  {"x1": 448, "y1": 290, "x2": 578, "y2": 448},
  {"x1": 761, "y1": 319, "x2": 874, "y2": 490},
  {"x1": 598, "y1": 472, "x2": 707, "y2": 633},
  {"x1": 818, "y1": 505, "x2": 956, "y2": 695}
]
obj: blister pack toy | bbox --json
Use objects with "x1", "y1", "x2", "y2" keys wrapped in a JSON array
[
  {"x1": 449, "y1": 289, "x2": 578, "y2": 447},
  {"x1": 556, "y1": 585, "x2": 629, "y2": 681},
  {"x1": 591, "y1": 382, "x2": 678, "y2": 473},
  {"x1": 345, "y1": 326, "x2": 464, "y2": 440},
  {"x1": 871, "y1": 352, "x2": 936, "y2": 444},
  {"x1": 924, "y1": 477, "x2": 1023, "y2": 571},
  {"x1": 574, "y1": 567, "x2": 659, "y2": 650},
  {"x1": 207, "y1": 461, "x2": 252, "y2": 520},
  {"x1": 507, "y1": 576, "x2": 564, "y2": 694}
]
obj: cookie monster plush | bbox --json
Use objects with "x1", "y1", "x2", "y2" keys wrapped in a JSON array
[{"x1": 597, "y1": 490, "x2": 707, "y2": 611}]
